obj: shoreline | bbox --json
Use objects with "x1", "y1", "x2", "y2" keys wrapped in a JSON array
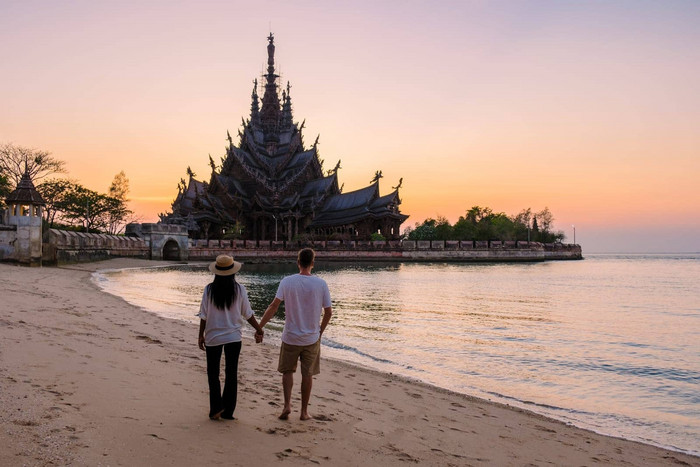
[{"x1": 1, "y1": 258, "x2": 698, "y2": 466}]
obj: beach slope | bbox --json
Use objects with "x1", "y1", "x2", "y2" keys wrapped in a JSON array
[{"x1": 0, "y1": 259, "x2": 697, "y2": 466}]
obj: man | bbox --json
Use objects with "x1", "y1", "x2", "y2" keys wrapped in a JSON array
[{"x1": 259, "y1": 248, "x2": 332, "y2": 420}]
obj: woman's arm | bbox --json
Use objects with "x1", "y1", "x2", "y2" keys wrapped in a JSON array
[{"x1": 198, "y1": 319, "x2": 206, "y2": 350}]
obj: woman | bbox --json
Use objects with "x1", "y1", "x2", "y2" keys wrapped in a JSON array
[{"x1": 198, "y1": 255, "x2": 264, "y2": 420}]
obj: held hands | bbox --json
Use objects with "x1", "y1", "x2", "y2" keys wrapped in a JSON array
[{"x1": 247, "y1": 315, "x2": 265, "y2": 344}]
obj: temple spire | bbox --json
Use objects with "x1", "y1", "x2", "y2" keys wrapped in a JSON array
[
  {"x1": 260, "y1": 33, "x2": 281, "y2": 142},
  {"x1": 281, "y1": 81, "x2": 293, "y2": 129},
  {"x1": 250, "y1": 79, "x2": 261, "y2": 126}
]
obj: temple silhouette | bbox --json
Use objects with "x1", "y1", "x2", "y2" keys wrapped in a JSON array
[{"x1": 162, "y1": 34, "x2": 408, "y2": 241}]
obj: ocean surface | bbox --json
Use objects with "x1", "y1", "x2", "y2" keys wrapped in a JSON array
[{"x1": 93, "y1": 254, "x2": 700, "y2": 455}]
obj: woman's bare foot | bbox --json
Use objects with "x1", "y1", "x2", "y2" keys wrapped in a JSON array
[
  {"x1": 278, "y1": 408, "x2": 291, "y2": 420},
  {"x1": 300, "y1": 412, "x2": 312, "y2": 421}
]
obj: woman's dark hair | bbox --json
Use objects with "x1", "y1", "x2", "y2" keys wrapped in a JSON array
[{"x1": 208, "y1": 274, "x2": 239, "y2": 310}]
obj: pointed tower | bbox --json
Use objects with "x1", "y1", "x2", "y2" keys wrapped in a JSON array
[
  {"x1": 250, "y1": 78, "x2": 261, "y2": 127},
  {"x1": 281, "y1": 81, "x2": 293, "y2": 129},
  {"x1": 6, "y1": 168, "x2": 45, "y2": 265},
  {"x1": 260, "y1": 33, "x2": 281, "y2": 142}
]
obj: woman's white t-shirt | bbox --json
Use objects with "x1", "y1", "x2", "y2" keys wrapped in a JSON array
[{"x1": 198, "y1": 283, "x2": 254, "y2": 346}]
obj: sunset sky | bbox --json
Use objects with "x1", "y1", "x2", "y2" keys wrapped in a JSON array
[{"x1": 2, "y1": 1, "x2": 698, "y2": 252}]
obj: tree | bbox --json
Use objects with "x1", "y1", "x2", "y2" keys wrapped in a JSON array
[
  {"x1": 0, "y1": 143, "x2": 66, "y2": 186},
  {"x1": 536, "y1": 207, "x2": 554, "y2": 233},
  {"x1": 453, "y1": 215, "x2": 476, "y2": 240},
  {"x1": 433, "y1": 216, "x2": 453, "y2": 240},
  {"x1": 534, "y1": 207, "x2": 565, "y2": 243},
  {"x1": 491, "y1": 213, "x2": 516, "y2": 240},
  {"x1": 61, "y1": 185, "x2": 106, "y2": 232},
  {"x1": 108, "y1": 171, "x2": 129, "y2": 201},
  {"x1": 53, "y1": 184, "x2": 124, "y2": 233},
  {"x1": 37, "y1": 178, "x2": 75, "y2": 226},
  {"x1": 407, "y1": 219, "x2": 436, "y2": 241},
  {"x1": 513, "y1": 208, "x2": 532, "y2": 227},
  {"x1": 531, "y1": 217, "x2": 540, "y2": 241},
  {"x1": 104, "y1": 196, "x2": 132, "y2": 234},
  {"x1": 512, "y1": 208, "x2": 532, "y2": 241},
  {"x1": 0, "y1": 173, "x2": 10, "y2": 209},
  {"x1": 106, "y1": 171, "x2": 133, "y2": 234},
  {"x1": 465, "y1": 206, "x2": 493, "y2": 225},
  {"x1": 407, "y1": 205, "x2": 564, "y2": 244},
  {"x1": 222, "y1": 220, "x2": 245, "y2": 240}
]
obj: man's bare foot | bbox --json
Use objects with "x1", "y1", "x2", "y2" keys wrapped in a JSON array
[
  {"x1": 278, "y1": 408, "x2": 291, "y2": 420},
  {"x1": 300, "y1": 412, "x2": 312, "y2": 421}
]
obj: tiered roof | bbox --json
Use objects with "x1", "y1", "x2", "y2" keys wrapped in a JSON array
[
  {"x1": 6, "y1": 168, "x2": 45, "y2": 205},
  {"x1": 168, "y1": 34, "x2": 408, "y2": 236}
]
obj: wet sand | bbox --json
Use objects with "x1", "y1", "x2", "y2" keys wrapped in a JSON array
[{"x1": 1, "y1": 259, "x2": 697, "y2": 466}]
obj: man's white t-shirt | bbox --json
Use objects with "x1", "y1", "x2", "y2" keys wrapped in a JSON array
[
  {"x1": 198, "y1": 284, "x2": 254, "y2": 346},
  {"x1": 275, "y1": 274, "x2": 332, "y2": 346}
]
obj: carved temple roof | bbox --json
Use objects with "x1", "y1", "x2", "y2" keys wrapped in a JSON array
[
  {"x1": 167, "y1": 34, "x2": 408, "y2": 232},
  {"x1": 309, "y1": 184, "x2": 408, "y2": 227}
]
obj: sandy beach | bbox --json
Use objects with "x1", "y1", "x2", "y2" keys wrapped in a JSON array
[{"x1": 1, "y1": 259, "x2": 697, "y2": 466}]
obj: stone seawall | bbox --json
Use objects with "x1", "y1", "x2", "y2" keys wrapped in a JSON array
[
  {"x1": 33, "y1": 229, "x2": 582, "y2": 265},
  {"x1": 42, "y1": 229, "x2": 150, "y2": 264},
  {"x1": 187, "y1": 239, "x2": 582, "y2": 263}
]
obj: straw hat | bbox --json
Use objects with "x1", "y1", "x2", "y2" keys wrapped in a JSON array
[{"x1": 209, "y1": 255, "x2": 242, "y2": 276}]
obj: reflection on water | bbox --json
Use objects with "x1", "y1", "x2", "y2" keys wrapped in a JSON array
[{"x1": 94, "y1": 254, "x2": 700, "y2": 455}]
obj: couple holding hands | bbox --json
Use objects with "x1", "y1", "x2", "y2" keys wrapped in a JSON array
[{"x1": 197, "y1": 248, "x2": 332, "y2": 421}]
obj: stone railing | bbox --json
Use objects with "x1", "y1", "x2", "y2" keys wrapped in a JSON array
[{"x1": 187, "y1": 239, "x2": 582, "y2": 262}]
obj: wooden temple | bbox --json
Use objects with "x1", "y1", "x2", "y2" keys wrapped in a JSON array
[{"x1": 162, "y1": 34, "x2": 408, "y2": 241}]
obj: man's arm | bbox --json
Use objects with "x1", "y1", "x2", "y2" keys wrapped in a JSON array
[
  {"x1": 198, "y1": 319, "x2": 206, "y2": 350},
  {"x1": 259, "y1": 297, "x2": 282, "y2": 328},
  {"x1": 319, "y1": 306, "x2": 332, "y2": 338},
  {"x1": 247, "y1": 316, "x2": 265, "y2": 343}
]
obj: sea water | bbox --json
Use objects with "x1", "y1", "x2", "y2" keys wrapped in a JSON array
[{"x1": 93, "y1": 254, "x2": 700, "y2": 455}]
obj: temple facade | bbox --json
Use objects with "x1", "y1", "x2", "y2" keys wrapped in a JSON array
[{"x1": 162, "y1": 34, "x2": 408, "y2": 241}]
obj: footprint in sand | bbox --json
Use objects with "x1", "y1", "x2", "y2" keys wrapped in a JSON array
[{"x1": 135, "y1": 335, "x2": 162, "y2": 344}]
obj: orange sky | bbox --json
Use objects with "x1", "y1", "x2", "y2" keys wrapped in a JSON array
[{"x1": 2, "y1": 1, "x2": 698, "y2": 252}]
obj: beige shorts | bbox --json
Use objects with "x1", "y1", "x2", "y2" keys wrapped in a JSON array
[{"x1": 278, "y1": 339, "x2": 321, "y2": 376}]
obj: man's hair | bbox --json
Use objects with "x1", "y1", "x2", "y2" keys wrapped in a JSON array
[{"x1": 298, "y1": 248, "x2": 315, "y2": 268}]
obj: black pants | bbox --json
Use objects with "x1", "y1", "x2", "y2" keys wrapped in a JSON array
[{"x1": 205, "y1": 341, "x2": 241, "y2": 418}]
